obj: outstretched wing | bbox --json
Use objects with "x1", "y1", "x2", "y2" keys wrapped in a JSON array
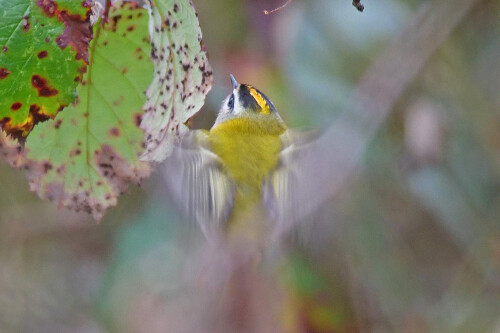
[
  {"x1": 262, "y1": 129, "x2": 321, "y2": 237},
  {"x1": 162, "y1": 130, "x2": 235, "y2": 237}
]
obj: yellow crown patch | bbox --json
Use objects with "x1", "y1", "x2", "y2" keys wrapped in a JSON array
[{"x1": 248, "y1": 86, "x2": 271, "y2": 115}]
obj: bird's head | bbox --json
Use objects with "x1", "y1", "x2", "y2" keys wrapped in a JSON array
[{"x1": 213, "y1": 75, "x2": 284, "y2": 127}]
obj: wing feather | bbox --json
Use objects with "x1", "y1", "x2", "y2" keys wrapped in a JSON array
[
  {"x1": 162, "y1": 130, "x2": 235, "y2": 237},
  {"x1": 263, "y1": 129, "x2": 320, "y2": 237}
]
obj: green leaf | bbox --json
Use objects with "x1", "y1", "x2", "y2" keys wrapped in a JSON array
[
  {"x1": 140, "y1": 0, "x2": 213, "y2": 162},
  {"x1": 0, "y1": 0, "x2": 93, "y2": 139},
  {"x1": 1, "y1": 1, "x2": 153, "y2": 220}
]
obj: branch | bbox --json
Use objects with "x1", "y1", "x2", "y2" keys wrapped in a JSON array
[{"x1": 264, "y1": 0, "x2": 293, "y2": 15}]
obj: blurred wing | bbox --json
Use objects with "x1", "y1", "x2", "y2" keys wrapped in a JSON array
[
  {"x1": 162, "y1": 130, "x2": 235, "y2": 237},
  {"x1": 263, "y1": 129, "x2": 320, "y2": 236}
]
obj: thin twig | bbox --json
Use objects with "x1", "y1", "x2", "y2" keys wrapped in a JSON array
[{"x1": 264, "y1": 0, "x2": 293, "y2": 15}]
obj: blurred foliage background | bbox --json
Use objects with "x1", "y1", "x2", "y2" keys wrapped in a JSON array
[{"x1": 2, "y1": 0, "x2": 500, "y2": 331}]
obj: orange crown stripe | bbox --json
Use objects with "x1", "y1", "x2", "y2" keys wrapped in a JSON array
[{"x1": 248, "y1": 87, "x2": 270, "y2": 114}]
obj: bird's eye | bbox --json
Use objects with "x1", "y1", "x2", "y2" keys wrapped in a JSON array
[{"x1": 228, "y1": 94, "x2": 234, "y2": 110}]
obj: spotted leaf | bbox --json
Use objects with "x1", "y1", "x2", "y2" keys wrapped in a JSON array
[
  {"x1": 0, "y1": 2, "x2": 153, "y2": 220},
  {"x1": 140, "y1": 0, "x2": 213, "y2": 162},
  {"x1": 0, "y1": 0, "x2": 93, "y2": 139}
]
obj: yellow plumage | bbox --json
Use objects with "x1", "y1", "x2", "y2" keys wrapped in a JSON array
[
  {"x1": 209, "y1": 114, "x2": 287, "y2": 239},
  {"x1": 163, "y1": 75, "x2": 312, "y2": 243}
]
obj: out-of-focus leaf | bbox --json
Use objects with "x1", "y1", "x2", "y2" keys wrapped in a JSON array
[
  {"x1": 0, "y1": 0, "x2": 93, "y2": 139},
  {"x1": 0, "y1": 1, "x2": 153, "y2": 220},
  {"x1": 140, "y1": 0, "x2": 213, "y2": 162}
]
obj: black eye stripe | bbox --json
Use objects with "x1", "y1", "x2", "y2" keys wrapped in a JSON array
[{"x1": 228, "y1": 94, "x2": 234, "y2": 109}]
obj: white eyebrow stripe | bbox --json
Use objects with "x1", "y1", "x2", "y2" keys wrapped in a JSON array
[{"x1": 233, "y1": 86, "x2": 244, "y2": 115}]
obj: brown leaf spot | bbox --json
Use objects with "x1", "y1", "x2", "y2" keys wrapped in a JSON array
[
  {"x1": 37, "y1": 50, "x2": 48, "y2": 58},
  {"x1": 29, "y1": 104, "x2": 51, "y2": 124},
  {"x1": 56, "y1": 12, "x2": 93, "y2": 63},
  {"x1": 96, "y1": 145, "x2": 150, "y2": 195},
  {"x1": 112, "y1": 96, "x2": 124, "y2": 106},
  {"x1": 0, "y1": 117, "x2": 11, "y2": 129},
  {"x1": 42, "y1": 161, "x2": 53, "y2": 172},
  {"x1": 56, "y1": 165, "x2": 65, "y2": 174},
  {"x1": 69, "y1": 148, "x2": 82, "y2": 157},
  {"x1": 22, "y1": 16, "x2": 30, "y2": 31},
  {"x1": 126, "y1": 25, "x2": 135, "y2": 32},
  {"x1": 10, "y1": 103, "x2": 22, "y2": 111},
  {"x1": 108, "y1": 127, "x2": 120, "y2": 137},
  {"x1": 0, "y1": 104, "x2": 51, "y2": 140},
  {"x1": 37, "y1": 0, "x2": 58, "y2": 17},
  {"x1": 0, "y1": 68, "x2": 10, "y2": 79},
  {"x1": 2, "y1": 46, "x2": 7, "y2": 52},
  {"x1": 133, "y1": 113, "x2": 142, "y2": 127},
  {"x1": 110, "y1": 14, "x2": 122, "y2": 32},
  {"x1": 54, "y1": 119, "x2": 62, "y2": 129},
  {"x1": 31, "y1": 74, "x2": 58, "y2": 97}
]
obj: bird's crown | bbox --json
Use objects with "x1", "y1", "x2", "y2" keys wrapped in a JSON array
[{"x1": 214, "y1": 75, "x2": 282, "y2": 126}]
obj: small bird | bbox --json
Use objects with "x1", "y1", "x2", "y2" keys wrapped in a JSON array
[
  {"x1": 164, "y1": 75, "x2": 314, "y2": 244},
  {"x1": 162, "y1": 76, "x2": 322, "y2": 331}
]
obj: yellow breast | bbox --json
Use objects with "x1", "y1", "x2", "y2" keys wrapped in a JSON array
[{"x1": 209, "y1": 116, "x2": 287, "y2": 227}]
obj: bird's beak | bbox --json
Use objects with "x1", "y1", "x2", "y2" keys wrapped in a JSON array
[{"x1": 230, "y1": 74, "x2": 238, "y2": 90}]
